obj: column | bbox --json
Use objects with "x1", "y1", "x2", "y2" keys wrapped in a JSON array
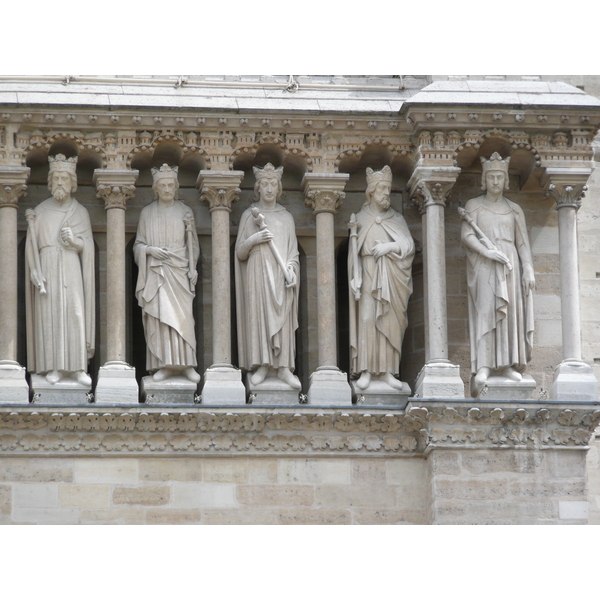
[
  {"x1": 544, "y1": 168, "x2": 598, "y2": 401},
  {"x1": 197, "y1": 170, "x2": 246, "y2": 404},
  {"x1": 302, "y1": 172, "x2": 352, "y2": 405},
  {"x1": 94, "y1": 169, "x2": 139, "y2": 404},
  {"x1": 0, "y1": 166, "x2": 30, "y2": 403},
  {"x1": 407, "y1": 166, "x2": 465, "y2": 398}
]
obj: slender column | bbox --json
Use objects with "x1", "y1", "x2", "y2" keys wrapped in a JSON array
[
  {"x1": 408, "y1": 166, "x2": 465, "y2": 398},
  {"x1": 544, "y1": 169, "x2": 598, "y2": 401},
  {"x1": 197, "y1": 170, "x2": 246, "y2": 404},
  {"x1": 0, "y1": 166, "x2": 30, "y2": 403},
  {"x1": 302, "y1": 173, "x2": 352, "y2": 405},
  {"x1": 94, "y1": 169, "x2": 139, "y2": 404}
]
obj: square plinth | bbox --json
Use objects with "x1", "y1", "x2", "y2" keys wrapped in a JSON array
[
  {"x1": 476, "y1": 374, "x2": 537, "y2": 400},
  {"x1": 307, "y1": 368, "x2": 352, "y2": 406},
  {"x1": 201, "y1": 366, "x2": 247, "y2": 405},
  {"x1": 245, "y1": 373, "x2": 301, "y2": 405},
  {"x1": 0, "y1": 364, "x2": 29, "y2": 404},
  {"x1": 141, "y1": 376, "x2": 198, "y2": 404},
  {"x1": 95, "y1": 364, "x2": 139, "y2": 404},
  {"x1": 350, "y1": 379, "x2": 411, "y2": 407},
  {"x1": 31, "y1": 374, "x2": 92, "y2": 405}
]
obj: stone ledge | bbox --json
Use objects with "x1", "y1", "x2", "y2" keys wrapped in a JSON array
[{"x1": 0, "y1": 401, "x2": 598, "y2": 457}]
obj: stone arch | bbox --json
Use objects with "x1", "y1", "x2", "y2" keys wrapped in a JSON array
[{"x1": 336, "y1": 139, "x2": 413, "y2": 175}]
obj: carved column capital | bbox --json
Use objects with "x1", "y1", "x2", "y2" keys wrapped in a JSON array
[
  {"x1": 407, "y1": 166, "x2": 460, "y2": 214},
  {"x1": 542, "y1": 167, "x2": 591, "y2": 211},
  {"x1": 301, "y1": 172, "x2": 349, "y2": 214},
  {"x1": 197, "y1": 170, "x2": 244, "y2": 211},
  {"x1": 0, "y1": 166, "x2": 30, "y2": 207},
  {"x1": 93, "y1": 169, "x2": 139, "y2": 210}
]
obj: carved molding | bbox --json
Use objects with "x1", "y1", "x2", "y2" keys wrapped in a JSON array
[
  {"x1": 96, "y1": 184, "x2": 137, "y2": 210},
  {"x1": 0, "y1": 166, "x2": 30, "y2": 207},
  {"x1": 542, "y1": 167, "x2": 592, "y2": 210},
  {"x1": 1, "y1": 403, "x2": 598, "y2": 456},
  {"x1": 304, "y1": 189, "x2": 345, "y2": 214},
  {"x1": 407, "y1": 165, "x2": 460, "y2": 214},
  {"x1": 197, "y1": 170, "x2": 244, "y2": 211},
  {"x1": 302, "y1": 173, "x2": 349, "y2": 215}
]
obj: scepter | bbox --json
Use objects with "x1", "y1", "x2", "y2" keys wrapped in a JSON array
[
  {"x1": 458, "y1": 206, "x2": 512, "y2": 271},
  {"x1": 348, "y1": 213, "x2": 361, "y2": 300},
  {"x1": 251, "y1": 206, "x2": 294, "y2": 286},
  {"x1": 25, "y1": 209, "x2": 47, "y2": 294},
  {"x1": 183, "y1": 213, "x2": 196, "y2": 292}
]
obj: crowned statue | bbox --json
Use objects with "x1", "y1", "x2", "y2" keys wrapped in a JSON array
[
  {"x1": 134, "y1": 164, "x2": 200, "y2": 384},
  {"x1": 348, "y1": 165, "x2": 415, "y2": 394},
  {"x1": 25, "y1": 154, "x2": 95, "y2": 388},
  {"x1": 460, "y1": 152, "x2": 535, "y2": 396},
  {"x1": 235, "y1": 163, "x2": 301, "y2": 392}
]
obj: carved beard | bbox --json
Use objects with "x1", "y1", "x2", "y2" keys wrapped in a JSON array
[
  {"x1": 375, "y1": 195, "x2": 390, "y2": 210},
  {"x1": 53, "y1": 186, "x2": 68, "y2": 201}
]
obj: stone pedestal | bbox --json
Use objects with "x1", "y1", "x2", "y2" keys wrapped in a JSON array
[
  {"x1": 201, "y1": 366, "x2": 246, "y2": 405},
  {"x1": 0, "y1": 361, "x2": 30, "y2": 404},
  {"x1": 245, "y1": 373, "x2": 300, "y2": 405},
  {"x1": 141, "y1": 376, "x2": 197, "y2": 404},
  {"x1": 95, "y1": 362, "x2": 139, "y2": 404},
  {"x1": 350, "y1": 379, "x2": 411, "y2": 407},
  {"x1": 31, "y1": 374, "x2": 91, "y2": 405},
  {"x1": 306, "y1": 367, "x2": 352, "y2": 405},
  {"x1": 551, "y1": 360, "x2": 599, "y2": 402},
  {"x1": 475, "y1": 375, "x2": 536, "y2": 400},
  {"x1": 415, "y1": 360, "x2": 464, "y2": 398}
]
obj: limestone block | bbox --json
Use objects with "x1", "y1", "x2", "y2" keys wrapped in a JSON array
[
  {"x1": 277, "y1": 458, "x2": 352, "y2": 485},
  {"x1": 247, "y1": 459, "x2": 278, "y2": 483},
  {"x1": 0, "y1": 458, "x2": 73, "y2": 482},
  {"x1": 139, "y1": 458, "x2": 203, "y2": 482},
  {"x1": 246, "y1": 374, "x2": 300, "y2": 406},
  {"x1": 145, "y1": 509, "x2": 202, "y2": 525},
  {"x1": 201, "y1": 509, "x2": 278, "y2": 525},
  {"x1": 95, "y1": 365, "x2": 139, "y2": 404},
  {"x1": 352, "y1": 460, "x2": 387, "y2": 484},
  {"x1": 202, "y1": 458, "x2": 248, "y2": 483},
  {"x1": 0, "y1": 485, "x2": 11, "y2": 519},
  {"x1": 351, "y1": 380, "x2": 411, "y2": 407},
  {"x1": 11, "y1": 507, "x2": 79, "y2": 524},
  {"x1": 476, "y1": 375, "x2": 536, "y2": 400},
  {"x1": 237, "y1": 485, "x2": 314, "y2": 507},
  {"x1": 74, "y1": 458, "x2": 138, "y2": 484},
  {"x1": 172, "y1": 483, "x2": 237, "y2": 508},
  {"x1": 79, "y1": 508, "x2": 145, "y2": 525},
  {"x1": 314, "y1": 485, "x2": 396, "y2": 509},
  {"x1": 201, "y1": 366, "x2": 246, "y2": 405},
  {"x1": 550, "y1": 360, "x2": 599, "y2": 402},
  {"x1": 351, "y1": 508, "x2": 428, "y2": 525},
  {"x1": 0, "y1": 364, "x2": 29, "y2": 404},
  {"x1": 141, "y1": 376, "x2": 197, "y2": 404},
  {"x1": 306, "y1": 368, "x2": 352, "y2": 405},
  {"x1": 386, "y1": 458, "x2": 428, "y2": 485},
  {"x1": 558, "y1": 501, "x2": 589, "y2": 520},
  {"x1": 13, "y1": 483, "x2": 59, "y2": 508},
  {"x1": 31, "y1": 375, "x2": 91, "y2": 405},
  {"x1": 277, "y1": 509, "x2": 351, "y2": 525},
  {"x1": 415, "y1": 362, "x2": 465, "y2": 398},
  {"x1": 59, "y1": 485, "x2": 110, "y2": 508},
  {"x1": 113, "y1": 485, "x2": 170, "y2": 506}
]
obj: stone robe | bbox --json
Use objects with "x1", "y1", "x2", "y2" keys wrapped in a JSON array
[
  {"x1": 349, "y1": 205, "x2": 415, "y2": 377},
  {"x1": 235, "y1": 203, "x2": 299, "y2": 372},
  {"x1": 134, "y1": 200, "x2": 199, "y2": 372},
  {"x1": 462, "y1": 196, "x2": 534, "y2": 375},
  {"x1": 25, "y1": 197, "x2": 95, "y2": 374}
]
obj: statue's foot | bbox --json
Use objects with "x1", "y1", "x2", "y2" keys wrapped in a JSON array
[
  {"x1": 250, "y1": 366, "x2": 269, "y2": 386},
  {"x1": 75, "y1": 371, "x2": 92, "y2": 386},
  {"x1": 46, "y1": 370, "x2": 60, "y2": 385},
  {"x1": 356, "y1": 371, "x2": 371, "y2": 390},
  {"x1": 153, "y1": 368, "x2": 172, "y2": 382},
  {"x1": 184, "y1": 367, "x2": 201, "y2": 383},
  {"x1": 277, "y1": 367, "x2": 301, "y2": 390},
  {"x1": 382, "y1": 372, "x2": 403, "y2": 390},
  {"x1": 502, "y1": 367, "x2": 522, "y2": 382},
  {"x1": 474, "y1": 367, "x2": 491, "y2": 387}
]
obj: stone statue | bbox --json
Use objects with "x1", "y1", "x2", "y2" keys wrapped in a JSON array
[
  {"x1": 134, "y1": 164, "x2": 200, "y2": 383},
  {"x1": 460, "y1": 152, "x2": 535, "y2": 396},
  {"x1": 348, "y1": 165, "x2": 415, "y2": 391},
  {"x1": 25, "y1": 154, "x2": 95, "y2": 386},
  {"x1": 235, "y1": 163, "x2": 301, "y2": 390}
]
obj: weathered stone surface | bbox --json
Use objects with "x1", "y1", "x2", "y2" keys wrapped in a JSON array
[
  {"x1": 277, "y1": 509, "x2": 351, "y2": 525},
  {"x1": 139, "y1": 458, "x2": 203, "y2": 482},
  {"x1": 145, "y1": 509, "x2": 202, "y2": 525},
  {"x1": 59, "y1": 485, "x2": 111, "y2": 508},
  {"x1": 238, "y1": 485, "x2": 314, "y2": 507},
  {"x1": 314, "y1": 485, "x2": 396, "y2": 509},
  {"x1": 74, "y1": 459, "x2": 137, "y2": 484},
  {"x1": 113, "y1": 486, "x2": 170, "y2": 506},
  {"x1": 0, "y1": 458, "x2": 73, "y2": 482},
  {"x1": 172, "y1": 483, "x2": 237, "y2": 508},
  {"x1": 201, "y1": 509, "x2": 278, "y2": 525},
  {"x1": 351, "y1": 508, "x2": 428, "y2": 525}
]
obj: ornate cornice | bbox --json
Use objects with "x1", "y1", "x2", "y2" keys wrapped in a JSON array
[
  {"x1": 407, "y1": 165, "x2": 460, "y2": 214},
  {"x1": 542, "y1": 167, "x2": 592, "y2": 210},
  {"x1": 93, "y1": 169, "x2": 139, "y2": 210},
  {"x1": 0, "y1": 166, "x2": 30, "y2": 207},
  {"x1": 0, "y1": 402, "x2": 598, "y2": 456},
  {"x1": 302, "y1": 173, "x2": 349, "y2": 215},
  {"x1": 197, "y1": 170, "x2": 244, "y2": 211}
]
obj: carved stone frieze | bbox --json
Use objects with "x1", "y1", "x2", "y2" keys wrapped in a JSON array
[{"x1": 1, "y1": 402, "x2": 598, "y2": 455}]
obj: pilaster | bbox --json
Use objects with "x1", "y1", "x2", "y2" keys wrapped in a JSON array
[
  {"x1": 197, "y1": 170, "x2": 246, "y2": 405},
  {"x1": 543, "y1": 168, "x2": 598, "y2": 401},
  {"x1": 302, "y1": 173, "x2": 352, "y2": 405},
  {"x1": 93, "y1": 169, "x2": 140, "y2": 404},
  {"x1": 0, "y1": 165, "x2": 30, "y2": 404},
  {"x1": 408, "y1": 165, "x2": 465, "y2": 398}
]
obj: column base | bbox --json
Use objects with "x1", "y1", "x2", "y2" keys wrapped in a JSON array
[
  {"x1": 0, "y1": 361, "x2": 29, "y2": 404},
  {"x1": 475, "y1": 374, "x2": 536, "y2": 400},
  {"x1": 307, "y1": 367, "x2": 352, "y2": 406},
  {"x1": 550, "y1": 359, "x2": 599, "y2": 402},
  {"x1": 245, "y1": 373, "x2": 300, "y2": 405},
  {"x1": 31, "y1": 373, "x2": 91, "y2": 405},
  {"x1": 201, "y1": 365, "x2": 246, "y2": 405},
  {"x1": 350, "y1": 379, "x2": 411, "y2": 407},
  {"x1": 141, "y1": 375, "x2": 198, "y2": 404},
  {"x1": 415, "y1": 360, "x2": 465, "y2": 398},
  {"x1": 95, "y1": 362, "x2": 139, "y2": 404}
]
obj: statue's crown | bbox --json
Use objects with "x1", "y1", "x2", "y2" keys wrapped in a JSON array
[
  {"x1": 151, "y1": 163, "x2": 179, "y2": 182},
  {"x1": 48, "y1": 154, "x2": 77, "y2": 174},
  {"x1": 253, "y1": 163, "x2": 283, "y2": 181},
  {"x1": 366, "y1": 165, "x2": 392, "y2": 186},
  {"x1": 481, "y1": 152, "x2": 510, "y2": 174}
]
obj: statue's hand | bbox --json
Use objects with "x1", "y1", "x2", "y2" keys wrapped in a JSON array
[
  {"x1": 148, "y1": 246, "x2": 170, "y2": 260},
  {"x1": 30, "y1": 268, "x2": 46, "y2": 293},
  {"x1": 522, "y1": 264, "x2": 536, "y2": 294},
  {"x1": 482, "y1": 247, "x2": 511, "y2": 267},
  {"x1": 188, "y1": 269, "x2": 198, "y2": 287},
  {"x1": 249, "y1": 229, "x2": 273, "y2": 247},
  {"x1": 372, "y1": 241, "x2": 395, "y2": 258},
  {"x1": 285, "y1": 265, "x2": 297, "y2": 288},
  {"x1": 350, "y1": 277, "x2": 361, "y2": 299},
  {"x1": 61, "y1": 227, "x2": 83, "y2": 252}
]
